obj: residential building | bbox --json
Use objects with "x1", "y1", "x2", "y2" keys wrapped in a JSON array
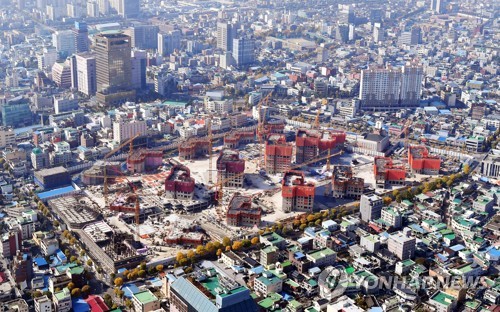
[
  {"x1": 360, "y1": 194, "x2": 383, "y2": 222},
  {"x1": 0, "y1": 128, "x2": 16, "y2": 148},
  {"x1": 330, "y1": 165, "x2": 364, "y2": 198},
  {"x1": 481, "y1": 152, "x2": 500, "y2": 178},
  {"x1": 204, "y1": 91, "x2": 233, "y2": 114},
  {"x1": 216, "y1": 149, "x2": 245, "y2": 188},
  {"x1": 164, "y1": 165, "x2": 195, "y2": 200},
  {"x1": 34, "y1": 296, "x2": 52, "y2": 312},
  {"x1": 53, "y1": 288, "x2": 71, "y2": 312},
  {"x1": 254, "y1": 271, "x2": 283, "y2": 296},
  {"x1": 226, "y1": 194, "x2": 261, "y2": 227},
  {"x1": 408, "y1": 145, "x2": 441, "y2": 175},
  {"x1": 260, "y1": 246, "x2": 278, "y2": 266},
  {"x1": 158, "y1": 30, "x2": 181, "y2": 56},
  {"x1": 113, "y1": 120, "x2": 146, "y2": 143},
  {"x1": 131, "y1": 290, "x2": 160, "y2": 312},
  {"x1": 217, "y1": 21, "x2": 236, "y2": 51},
  {"x1": 381, "y1": 207, "x2": 403, "y2": 229},
  {"x1": 387, "y1": 229, "x2": 416, "y2": 260},
  {"x1": 429, "y1": 291, "x2": 457, "y2": 312}
]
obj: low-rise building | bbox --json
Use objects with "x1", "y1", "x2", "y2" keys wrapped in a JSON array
[
  {"x1": 254, "y1": 271, "x2": 283, "y2": 296},
  {"x1": 131, "y1": 290, "x2": 160, "y2": 312}
]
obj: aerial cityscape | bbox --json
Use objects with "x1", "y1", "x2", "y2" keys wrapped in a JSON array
[{"x1": 0, "y1": 0, "x2": 498, "y2": 311}]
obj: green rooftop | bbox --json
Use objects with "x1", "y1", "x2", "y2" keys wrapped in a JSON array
[
  {"x1": 431, "y1": 291, "x2": 456, "y2": 306},
  {"x1": 69, "y1": 266, "x2": 84, "y2": 275},
  {"x1": 307, "y1": 248, "x2": 336, "y2": 261},
  {"x1": 201, "y1": 275, "x2": 248, "y2": 299},
  {"x1": 134, "y1": 290, "x2": 158, "y2": 304}
]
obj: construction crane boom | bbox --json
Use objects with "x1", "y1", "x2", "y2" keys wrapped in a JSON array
[{"x1": 208, "y1": 116, "x2": 213, "y2": 184}]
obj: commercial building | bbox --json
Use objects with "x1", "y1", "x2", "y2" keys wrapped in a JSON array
[
  {"x1": 113, "y1": 120, "x2": 146, "y2": 143},
  {"x1": 1, "y1": 99, "x2": 32, "y2": 128},
  {"x1": 295, "y1": 129, "x2": 346, "y2": 164},
  {"x1": 226, "y1": 194, "x2": 261, "y2": 227},
  {"x1": 178, "y1": 138, "x2": 209, "y2": 160},
  {"x1": 12, "y1": 251, "x2": 33, "y2": 285},
  {"x1": 217, "y1": 21, "x2": 237, "y2": 51},
  {"x1": 330, "y1": 166, "x2": 364, "y2": 198},
  {"x1": 264, "y1": 134, "x2": 293, "y2": 174},
  {"x1": 73, "y1": 22, "x2": 89, "y2": 53},
  {"x1": 53, "y1": 96, "x2": 79, "y2": 114},
  {"x1": 204, "y1": 91, "x2": 234, "y2": 114},
  {"x1": 232, "y1": 37, "x2": 255, "y2": 67},
  {"x1": 34, "y1": 167, "x2": 71, "y2": 189},
  {"x1": 359, "y1": 64, "x2": 423, "y2": 110},
  {"x1": 169, "y1": 271, "x2": 256, "y2": 312},
  {"x1": 217, "y1": 149, "x2": 245, "y2": 188},
  {"x1": 0, "y1": 229, "x2": 22, "y2": 258},
  {"x1": 164, "y1": 165, "x2": 195, "y2": 200},
  {"x1": 157, "y1": 30, "x2": 181, "y2": 56},
  {"x1": 94, "y1": 32, "x2": 134, "y2": 105},
  {"x1": 387, "y1": 229, "x2": 416, "y2": 260},
  {"x1": 360, "y1": 194, "x2": 383, "y2": 222},
  {"x1": 74, "y1": 52, "x2": 97, "y2": 96},
  {"x1": 281, "y1": 171, "x2": 315, "y2": 212},
  {"x1": 118, "y1": 0, "x2": 140, "y2": 18},
  {"x1": 127, "y1": 149, "x2": 162, "y2": 173},
  {"x1": 373, "y1": 157, "x2": 406, "y2": 187},
  {"x1": 408, "y1": 145, "x2": 441, "y2": 175},
  {"x1": 130, "y1": 50, "x2": 147, "y2": 90},
  {"x1": 52, "y1": 30, "x2": 76, "y2": 57},
  {"x1": 481, "y1": 152, "x2": 500, "y2": 178},
  {"x1": 130, "y1": 24, "x2": 159, "y2": 49}
]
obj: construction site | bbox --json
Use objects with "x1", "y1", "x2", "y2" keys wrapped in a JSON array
[{"x1": 55, "y1": 96, "x2": 444, "y2": 268}]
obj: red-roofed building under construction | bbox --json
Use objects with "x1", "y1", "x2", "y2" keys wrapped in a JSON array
[
  {"x1": 226, "y1": 194, "x2": 261, "y2": 227},
  {"x1": 295, "y1": 129, "x2": 346, "y2": 164},
  {"x1": 408, "y1": 145, "x2": 441, "y2": 175},
  {"x1": 281, "y1": 170, "x2": 315, "y2": 213},
  {"x1": 374, "y1": 157, "x2": 406, "y2": 188},
  {"x1": 164, "y1": 165, "x2": 195, "y2": 200}
]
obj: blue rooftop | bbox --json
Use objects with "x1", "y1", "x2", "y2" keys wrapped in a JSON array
[
  {"x1": 72, "y1": 298, "x2": 90, "y2": 312},
  {"x1": 38, "y1": 185, "x2": 76, "y2": 200},
  {"x1": 34, "y1": 257, "x2": 48, "y2": 267},
  {"x1": 122, "y1": 284, "x2": 140, "y2": 298}
]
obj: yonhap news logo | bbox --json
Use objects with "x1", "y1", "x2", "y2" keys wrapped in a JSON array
[{"x1": 318, "y1": 265, "x2": 348, "y2": 298}]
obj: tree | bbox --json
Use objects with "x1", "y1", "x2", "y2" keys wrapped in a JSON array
[
  {"x1": 241, "y1": 239, "x2": 251, "y2": 248},
  {"x1": 138, "y1": 270, "x2": 146, "y2": 278},
  {"x1": 140, "y1": 262, "x2": 147, "y2": 271},
  {"x1": 103, "y1": 294, "x2": 113, "y2": 308},
  {"x1": 71, "y1": 288, "x2": 81, "y2": 297},
  {"x1": 232, "y1": 241, "x2": 243, "y2": 251},
  {"x1": 67, "y1": 282, "x2": 75, "y2": 290},
  {"x1": 299, "y1": 223, "x2": 308, "y2": 231},
  {"x1": 156, "y1": 264, "x2": 164, "y2": 272},
  {"x1": 195, "y1": 245, "x2": 205, "y2": 256},
  {"x1": 43, "y1": 291, "x2": 53, "y2": 299},
  {"x1": 225, "y1": 246, "x2": 231, "y2": 252},
  {"x1": 251, "y1": 237, "x2": 259, "y2": 245},
  {"x1": 53, "y1": 220, "x2": 59, "y2": 227},
  {"x1": 86, "y1": 260, "x2": 93, "y2": 266},
  {"x1": 186, "y1": 250, "x2": 196, "y2": 262},
  {"x1": 216, "y1": 249, "x2": 222, "y2": 257},
  {"x1": 32, "y1": 290, "x2": 43, "y2": 298},
  {"x1": 81, "y1": 285, "x2": 91, "y2": 294},
  {"x1": 125, "y1": 299, "x2": 133, "y2": 309},
  {"x1": 114, "y1": 277, "x2": 124, "y2": 287},
  {"x1": 463, "y1": 164, "x2": 471, "y2": 175},
  {"x1": 314, "y1": 219, "x2": 322, "y2": 226},
  {"x1": 176, "y1": 252, "x2": 186, "y2": 263},
  {"x1": 80, "y1": 250, "x2": 86, "y2": 257},
  {"x1": 383, "y1": 197, "x2": 393, "y2": 205},
  {"x1": 70, "y1": 256, "x2": 78, "y2": 263},
  {"x1": 222, "y1": 237, "x2": 231, "y2": 247}
]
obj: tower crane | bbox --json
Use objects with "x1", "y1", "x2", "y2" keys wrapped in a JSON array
[
  {"x1": 207, "y1": 116, "x2": 214, "y2": 184},
  {"x1": 103, "y1": 133, "x2": 141, "y2": 208},
  {"x1": 257, "y1": 93, "x2": 273, "y2": 169}
]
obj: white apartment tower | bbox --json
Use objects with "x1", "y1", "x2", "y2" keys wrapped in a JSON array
[{"x1": 113, "y1": 120, "x2": 147, "y2": 143}]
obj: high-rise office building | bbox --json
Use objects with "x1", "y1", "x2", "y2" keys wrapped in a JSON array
[
  {"x1": 118, "y1": 0, "x2": 139, "y2": 18},
  {"x1": 217, "y1": 21, "x2": 236, "y2": 51},
  {"x1": 95, "y1": 32, "x2": 132, "y2": 92},
  {"x1": 232, "y1": 37, "x2": 255, "y2": 67},
  {"x1": 359, "y1": 64, "x2": 423, "y2": 110},
  {"x1": 131, "y1": 50, "x2": 147, "y2": 90},
  {"x1": 73, "y1": 22, "x2": 90, "y2": 53},
  {"x1": 94, "y1": 32, "x2": 135, "y2": 105},
  {"x1": 74, "y1": 52, "x2": 97, "y2": 96},
  {"x1": 373, "y1": 23, "x2": 384, "y2": 42},
  {"x1": 335, "y1": 23, "x2": 349, "y2": 43},
  {"x1": 157, "y1": 30, "x2": 181, "y2": 56},
  {"x1": 360, "y1": 194, "x2": 383, "y2": 222},
  {"x1": 52, "y1": 30, "x2": 76, "y2": 57},
  {"x1": 130, "y1": 24, "x2": 159, "y2": 50}
]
